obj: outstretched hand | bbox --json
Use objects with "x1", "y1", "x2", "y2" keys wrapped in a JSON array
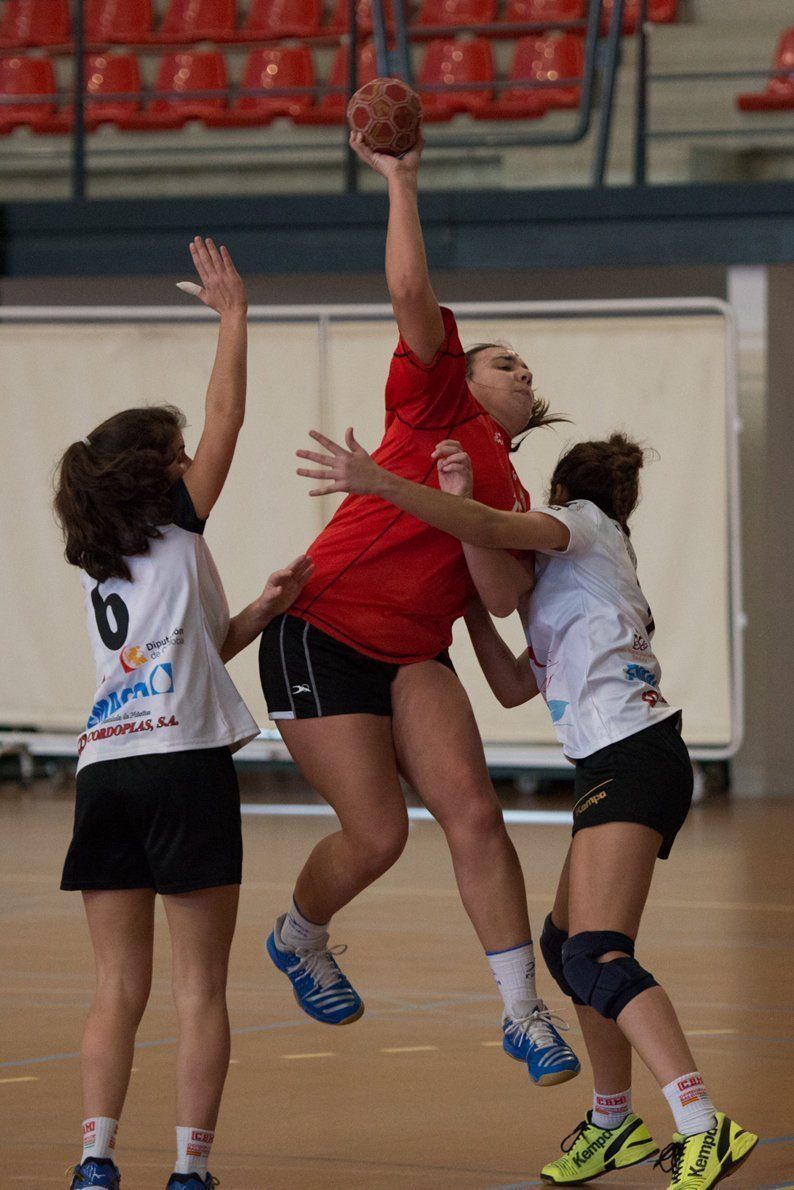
[
  {"x1": 432, "y1": 439, "x2": 473, "y2": 498},
  {"x1": 252, "y1": 555, "x2": 315, "y2": 624},
  {"x1": 348, "y1": 130, "x2": 423, "y2": 181},
  {"x1": 177, "y1": 236, "x2": 247, "y2": 315},
  {"x1": 296, "y1": 428, "x2": 385, "y2": 497}
]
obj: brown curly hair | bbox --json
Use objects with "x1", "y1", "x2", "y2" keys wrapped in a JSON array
[
  {"x1": 53, "y1": 405, "x2": 186, "y2": 582},
  {"x1": 548, "y1": 433, "x2": 647, "y2": 534},
  {"x1": 465, "y1": 343, "x2": 569, "y2": 448}
]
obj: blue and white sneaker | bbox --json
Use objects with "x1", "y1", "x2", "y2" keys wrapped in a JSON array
[
  {"x1": 266, "y1": 913, "x2": 364, "y2": 1026},
  {"x1": 502, "y1": 1001, "x2": 581, "y2": 1086},
  {"x1": 165, "y1": 1174, "x2": 219, "y2": 1188},
  {"x1": 68, "y1": 1157, "x2": 121, "y2": 1188}
]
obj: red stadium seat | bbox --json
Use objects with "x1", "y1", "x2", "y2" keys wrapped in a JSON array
[
  {"x1": 32, "y1": 53, "x2": 143, "y2": 133},
  {"x1": 414, "y1": 0, "x2": 497, "y2": 33},
  {"x1": 238, "y1": 0, "x2": 323, "y2": 41},
  {"x1": 204, "y1": 47, "x2": 315, "y2": 126},
  {"x1": 417, "y1": 38, "x2": 493, "y2": 121},
  {"x1": 501, "y1": 0, "x2": 585, "y2": 31},
  {"x1": 0, "y1": 54, "x2": 56, "y2": 132},
  {"x1": 294, "y1": 41, "x2": 378, "y2": 125},
  {"x1": 737, "y1": 29, "x2": 794, "y2": 112},
  {"x1": 119, "y1": 51, "x2": 227, "y2": 128},
  {"x1": 600, "y1": 0, "x2": 676, "y2": 36},
  {"x1": 476, "y1": 33, "x2": 582, "y2": 118},
  {"x1": 85, "y1": 0, "x2": 154, "y2": 46},
  {"x1": 326, "y1": 0, "x2": 395, "y2": 37},
  {"x1": 149, "y1": 0, "x2": 236, "y2": 44},
  {"x1": 0, "y1": 0, "x2": 70, "y2": 49}
]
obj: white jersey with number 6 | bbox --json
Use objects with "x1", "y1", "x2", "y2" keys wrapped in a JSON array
[
  {"x1": 523, "y1": 499, "x2": 679, "y2": 760},
  {"x1": 76, "y1": 492, "x2": 258, "y2": 771}
]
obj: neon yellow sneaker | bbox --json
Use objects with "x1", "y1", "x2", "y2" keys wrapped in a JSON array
[
  {"x1": 540, "y1": 1111, "x2": 658, "y2": 1184},
  {"x1": 655, "y1": 1112, "x2": 759, "y2": 1189}
]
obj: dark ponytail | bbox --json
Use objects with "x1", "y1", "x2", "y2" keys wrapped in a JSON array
[
  {"x1": 548, "y1": 432, "x2": 648, "y2": 534},
  {"x1": 53, "y1": 405, "x2": 186, "y2": 582}
]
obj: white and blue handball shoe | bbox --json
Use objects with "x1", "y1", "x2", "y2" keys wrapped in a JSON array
[
  {"x1": 502, "y1": 1001, "x2": 581, "y2": 1086},
  {"x1": 266, "y1": 913, "x2": 364, "y2": 1026}
]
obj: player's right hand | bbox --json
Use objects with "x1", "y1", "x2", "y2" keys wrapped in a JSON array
[
  {"x1": 181, "y1": 236, "x2": 247, "y2": 316},
  {"x1": 432, "y1": 440, "x2": 473, "y2": 498},
  {"x1": 348, "y1": 131, "x2": 423, "y2": 180}
]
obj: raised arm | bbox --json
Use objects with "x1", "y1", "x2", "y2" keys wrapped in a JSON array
[
  {"x1": 350, "y1": 133, "x2": 445, "y2": 364},
  {"x1": 296, "y1": 428, "x2": 571, "y2": 554},
  {"x1": 465, "y1": 598, "x2": 538, "y2": 708},
  {"x1": 179, "y1": 236, "x2": 248, "y2": 519}
]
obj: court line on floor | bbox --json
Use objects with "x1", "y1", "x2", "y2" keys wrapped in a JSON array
[{"x1": 241, "y1": 803, "x2": 573, "y2": 825}]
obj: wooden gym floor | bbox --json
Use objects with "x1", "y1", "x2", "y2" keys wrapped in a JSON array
[{"x1": 0, "y1": 782, "x2": 792, "y2": 1189}]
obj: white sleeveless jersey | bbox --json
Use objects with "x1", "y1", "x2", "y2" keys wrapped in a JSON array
[
  {"x1": 523, "y1": 499, "x2": 678, "y2": 759},
  {"x1": 76, "y1": 489, "x2": 258, "y2": 771}
]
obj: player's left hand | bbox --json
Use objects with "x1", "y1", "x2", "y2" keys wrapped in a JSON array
[
  {"x1": 296, "y1": 428, "x2": 385, "y2": 496},
  {"x1": 432, "y1": 439, "x2": 473, "y2": 498},
  {"x1": 253, "y1": 555, "x2": 314, "y2": 622}
]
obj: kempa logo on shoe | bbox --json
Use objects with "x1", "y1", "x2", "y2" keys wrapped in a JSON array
[
  {"x1": 574, "y1": 1133, "x2": 610, "y2": 1166},
  {"x1": 573, "y1": 779, "x2": 612, "y2": 817},
  {"x1": 690, "y1": 1132, "x2": 716, "y2": 1175}
]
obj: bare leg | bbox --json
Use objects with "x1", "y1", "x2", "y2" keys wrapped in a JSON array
[
  {"x1": 392, "y1": 661, "x2": 531, "y2": 951},
  {"x1": 551, "y1": 848, "x2": 632, "y2": 1093},
  {"x1": 163, "y1": 884, "x2": 239, "y2": 1128},
  {"x1": 278, "y1": 714, "x2": 408, "y2": 923},
  {"x1": 81, "y1": 889, "x2": 155, "y2": 1119},
  {"x1": 567, "y1": 822, "x2": 699, "y2": 1088}
]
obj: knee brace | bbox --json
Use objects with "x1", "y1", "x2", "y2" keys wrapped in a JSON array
[
  {"x1": 539, "y1": 913, "x2": 584, "y2": 1004},
  {"x1": 562, "y1": 931, "x2": 658, "y2": 1021}
]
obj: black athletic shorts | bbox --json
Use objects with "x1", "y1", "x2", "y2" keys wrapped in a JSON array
[
  {"x1": 572, "y1": 712, "x2": 693, "y2": 859},
  {"x1": 259, "y1": 613, "x2": 455, "y2": 720},
  {"x1": 61, "y1": 746, "x2": 242, "y2": 894}
]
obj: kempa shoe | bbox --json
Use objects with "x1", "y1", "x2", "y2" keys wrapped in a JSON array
[
  {"x1": 540, "y1": 1111, "x2": 658, "y2": 1184},
  {"x1": 266, "y1": 913, "x2": 364, "y2": 1025},
  {"x1": 655, "y1": 1112, "x2": 759, "y2": 1189},
  {"x1": 502, "y1": 1001, "x2": 581, "y2": 1086},
  {"x1": 67, "y1": 1158, "x2": 121, "y2": 1188}
]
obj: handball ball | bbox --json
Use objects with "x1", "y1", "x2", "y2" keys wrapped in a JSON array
[{"x1": 347, "y1": 77, "x2": 422, "y2": 157}]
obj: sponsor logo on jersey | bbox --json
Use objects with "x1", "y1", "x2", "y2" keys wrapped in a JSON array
[
  {"x1": 575, "y1": 790, "x2": 608, "y2": 816},
  {"x1": 119, "y1": 644, "x2": 148, "y2": 673},
  {"x1": 547, "y1": 699, "x2": 569, "y2": 723},
  {"x1": 146, "y1": 626, "x2": 184, "y2": 659},
  {"x1": 494, "y1": 431, "x2": 504, "y2": 445},
  {"x1": 624, "y1": 663, "x2": 658, "y2": 687},
  {"x1": 632, "y1": 632, "x2": 650, "y2": 652},
  {"x1": 78, "y1": 714, "x2": 179, "y2": 755},
  {"x1": 86, "y1": 662, "x2": 174, "y2": 729},
  {"x1": 642, "y1": 689, "x2": 662, "y2": 708}
]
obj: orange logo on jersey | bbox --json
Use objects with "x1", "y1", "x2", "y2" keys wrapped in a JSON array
[{"x1": 120, "y1": 644, "x2": 148, "y2": 673}]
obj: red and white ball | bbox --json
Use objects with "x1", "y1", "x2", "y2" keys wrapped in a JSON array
[{"x1": 347, "y1": 76, "x2": 422, "y2": 157}]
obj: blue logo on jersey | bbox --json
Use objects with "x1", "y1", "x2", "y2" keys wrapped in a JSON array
[
  {"x1": 625, "y1": 663, "x2": 658, "y2": 687},
  {"x1": 547, "y1": 700, "x2": 569, "y2": 723},
  {"x1": 87, "y1": 663, "x2": 174, "y2": 728}
]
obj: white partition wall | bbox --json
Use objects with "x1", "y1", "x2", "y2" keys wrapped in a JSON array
[{"x1": 0, "y1": 300, "x2": 741, "y2": 763}]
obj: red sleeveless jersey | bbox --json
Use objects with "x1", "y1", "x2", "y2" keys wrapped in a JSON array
[{"x1": 291, "y1": 308, "x2": 530, "y2": 664}]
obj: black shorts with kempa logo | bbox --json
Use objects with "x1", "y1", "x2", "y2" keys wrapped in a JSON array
[
  {"x1": 61, "y1": 746, "x2": 242, "y2": 894},
  {"x1": 259, "y1": 612, "x2": 455, "y2": 720},
  {"x1": 571, "y1": 712, "x2": 693, "y2": 859}
]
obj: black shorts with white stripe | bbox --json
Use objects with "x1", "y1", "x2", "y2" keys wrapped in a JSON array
[{"x1": 258, "y1": 613, "x2": 454, "y2": 720}]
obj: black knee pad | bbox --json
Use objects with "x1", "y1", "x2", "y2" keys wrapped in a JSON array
[
  {"x1": 539, "y1": 913, "x2": 584, "y2": 1005},
  {"x1": 562, "y1": 931, "x2": 658, "y2": 1021}
]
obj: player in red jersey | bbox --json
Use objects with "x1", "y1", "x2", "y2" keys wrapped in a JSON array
[{"x1": 259, "y1": 134, "x2": 579, "y2": 1082}]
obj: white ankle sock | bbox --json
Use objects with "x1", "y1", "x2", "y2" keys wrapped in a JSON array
[
  {"x1": 175, "y1": 1126, "x2": 214, "y2": 1176},
  {"x1": 592, "y1": 1088, "x2": 632, "y2": 1129},
  {"x1": 81, "y1": 1117, "x2": 118, "y2": 1163},
  {"x1": 663, "y1": 1071, "x2": 717, "y2": 1136},
  {"x1": 486, "y1": 940, "x2": 540, "y2": 1018},
  {"x1": 279, "y1": 896, "x2": 328, "y2": 951}
]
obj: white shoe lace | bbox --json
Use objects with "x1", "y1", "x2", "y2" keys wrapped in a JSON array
[
  {"x1": 293, "y1": 942, "x2": 358, "y2": 1010},
  {"x1": 506, "y1": 1002, "x2": 572, "y2": 1050}
]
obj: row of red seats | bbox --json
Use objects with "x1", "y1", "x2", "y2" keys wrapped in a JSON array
[
  {"x1": 0, "y1": 37, "x2": 584, "y2": 133},
  {"x1": 0, "y1": 0, "x2": 676, "y2": 50},
  {"x1": 737, "y1": 28, "x2": 794, "y2": 112}
]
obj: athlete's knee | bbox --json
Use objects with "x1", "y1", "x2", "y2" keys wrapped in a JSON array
[
  {"x1": 96, "y1": 968, "x2": 152, "y2": 1021},
  {"x1": 354, "y1": 818, "x2": 408, "y2": 876},
  {"x1": 562, "y1": 931, "x2": 658, "y2": 1020},
  {"x1": 539, "y1": 913, "x2": 584, "y2": 1004},
  {"x1": 442, "y1": 791, "x2": 504, "y2": 843}
]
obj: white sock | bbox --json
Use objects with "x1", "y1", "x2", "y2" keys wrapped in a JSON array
[
  {"x1": 486, "y1": 940, "x2": 540, "y2": 1018},
  {"x1": 175, "y1": 1126, "x2": 214, "y2": 1176},
  {"x1": 663, "y1": 1071, "x2": 717, "y2": 1136},
  {"x1": 81, "y1": 1117, "x2": 118, "y2": 1163},
  {"x1": 592, "y1": 1088, "x2": 632, "y2": 1129},
  {"x1": 279, "y1": 896, "x2": 328, "y2": 951}
]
